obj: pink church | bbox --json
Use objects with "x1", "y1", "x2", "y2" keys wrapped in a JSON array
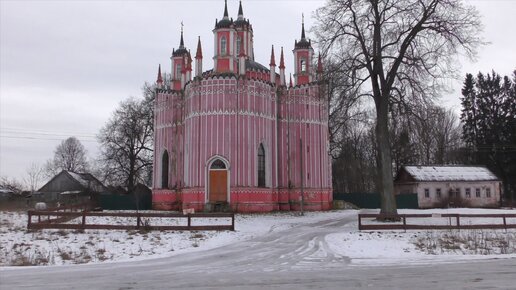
[{"x1": 152, "y1": 1, "x2": 332, "y2": 212}]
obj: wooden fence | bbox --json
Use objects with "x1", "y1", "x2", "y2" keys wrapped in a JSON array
[
  {"x1": 27, "y1": 211, "x2": 235, "y2": 231},
  {"x1": 358, "y1": 213, "x2": 516, "y2": 231}
]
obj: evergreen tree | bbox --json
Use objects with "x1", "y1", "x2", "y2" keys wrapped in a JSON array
[{"x1": 460, "y1": 70, "x2": 516, "y2": 204}]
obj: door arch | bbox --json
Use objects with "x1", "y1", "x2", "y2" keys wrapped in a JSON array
[{"x1": 206, "y1": 156, "x2": 230, "y2": 204}]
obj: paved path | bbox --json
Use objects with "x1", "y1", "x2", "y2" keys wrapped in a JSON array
[{"x1": 2, "y1": 213, "x2": 516, "y2": 289}]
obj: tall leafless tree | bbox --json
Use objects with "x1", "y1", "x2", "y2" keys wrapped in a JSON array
[
  {"x1": 24, "y1": 163, "x2": 44, "y2": 192},
  {"x1": 45, "y1": 136, "x2": 89, "y2": 177},
  {"x1": 315, "y1": 0, "x2": 482, "y2": 215},
  {"x1": 98, "y1": 97, "x2": 153, "y2": 192}
]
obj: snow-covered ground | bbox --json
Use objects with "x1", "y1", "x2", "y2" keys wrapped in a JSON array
[{"x1": 1, "y1": 208, "x2": 516, "y2": 267}]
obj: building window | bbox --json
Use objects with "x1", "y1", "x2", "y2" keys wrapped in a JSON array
[
  {"x1": 486, "y1": 188, "x2": 491, "y2": 198},
  {"x1": 436, "y1": 188, "x2": 441, "y2": 199},
  {"x1": 161, "y1": 150, "x2": 169, "y2": 189},
  {"x1": 176, "y1": 64, "x2": 182, "y2": 79},
  {"x1": 424, "y1": 188, "x2": 430, "y2": 198},
  {"x1": 456, "y1": 188, "x2": 461, "y2": 197},
  {"x1": 258, "y1": 144, "x2": 265, "y2": 187},
  {"x1": 300, "y1": 59, "x2": 306, "y2": 72},
  {"x1": 475, "y1": 188, "x2": 481, "y2": 198},
  {"x1": 449, "y1": 189, "x2": 454, "y2": 197},
  {"x1": 211, "y1": 159, "x2": 226, "y2": 169},
  {"x1": 220, "y1": 36, "x2": 227, "y2": 55},
  {"x1": 465, "y1": 188, "x2": 471, "y2": 198},
  {"x1": 236, "y1": 36, "x2": 241, "y2": 55}
]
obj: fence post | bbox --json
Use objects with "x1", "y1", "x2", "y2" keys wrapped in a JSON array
[
  {"x1": 456, "y1": 215, "x2": 460, "y2": 231},
  {"x1": 187, "y1": 214, "x2": 191, "y2": 229},
  {"x1": 403, "y1": 215, "x2": 407, "y2": 232},
  {"x1": 358, "y1": 214, "x2": 362, "y2": 231},
  {"x1": 81, "y1": 211, "x2": 86, "y2": 230},
  {"x1": 38, "y1": 214, "x2": 41, "y2": 223},
  {"x1": 27, "y1": 211, "x2": 32, "y2": 229},
  {"x1": 137, "y1": 212, "x2": 141, "y2": 229},
  {"x1": 503, "y1": 216, "x2": 507, "y2": 232},
  {"x1": 231, "y1": 213, "x2": 235, "y2": 231}
]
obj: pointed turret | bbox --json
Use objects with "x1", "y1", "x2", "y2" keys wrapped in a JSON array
[
  {"x1": 156, "y1": 64, "x2": 163, "y2": 88},
  {"x1": 237, "y1": 0, "x2": 244, "y2": 20},
  {"x1": 301, "y1": 14, "x2": 306, "y2": 40},
  {"x1": 294, "y1": 14, "x2": 311, "y2": 49},
  {"x1": 223, "y1": 0, "x2": 229, "y2": 19},
  {"x1": 195, "y1": 36, "x2": 203, "y2": 59},
  {"x1": 289, "y1": 73, "x2": 293, "y2": 88},
  {"x1": 269, "y1": 45, "x2": 276, "y2": 84},
  {"x1": 195, "y1": 37, "x2": 203, "y2": 77},
  {"x1": 179, "y1": 22, "x2": 185, "y2": 49},
  {"x1": 279, "y1": 47, "x2": 285, "y2": 69},
  {"x1": 215, "y1": 0, "x2": 232, "y2": 28},
  {"x1": 279, "y1": 47, "x2": 286, "y2": 86},
  {"x1": 269, "y1": 45, "x2": 276, "y2": 67}
]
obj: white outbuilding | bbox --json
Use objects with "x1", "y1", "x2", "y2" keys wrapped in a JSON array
[{"x1": 394, "y1": 165, "x2": 502, "y2": 208}]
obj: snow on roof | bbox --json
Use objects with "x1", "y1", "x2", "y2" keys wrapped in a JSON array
[
  {"x1": 66, "y1": 171, "x2": 91, "y2": 188},
  {"x1": 66, "y1": 171, "x2": 105, "y2": 192},
  {"x1": 404, "y1": 166, "x2": 499, "y2": 182}
]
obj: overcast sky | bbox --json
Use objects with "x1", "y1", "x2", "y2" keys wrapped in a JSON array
[{"x1": 1, "y1": 0, "x2": 515, "y2": 184}]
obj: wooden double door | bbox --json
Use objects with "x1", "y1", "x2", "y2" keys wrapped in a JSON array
[{"x1": 209, "y1": 170, "x2": 228, "y2": 203}]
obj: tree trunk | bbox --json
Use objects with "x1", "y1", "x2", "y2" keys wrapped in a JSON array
[{"x1": 375, "y1": 97, "x2": 398, "y2": 216}]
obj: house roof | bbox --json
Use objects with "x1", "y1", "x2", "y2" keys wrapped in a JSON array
[
  {"x1": 401, "y1": 166, "x2": 500, "y2": 182},
  {"x1": 38, "y1": 170, "x2": 107, "y2": 193}
]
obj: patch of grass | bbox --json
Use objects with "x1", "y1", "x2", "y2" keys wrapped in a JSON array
[{"x1": 415, "y1": 230, "x2": 516, "y2": 255}]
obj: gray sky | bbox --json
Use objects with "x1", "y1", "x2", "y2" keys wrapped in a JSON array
[{"x1": 1, "y1": 0, "x2": 515, "y2": 184}]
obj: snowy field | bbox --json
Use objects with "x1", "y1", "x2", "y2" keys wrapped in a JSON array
[{"x1": 1, "y1": 208, "x2": 516, "y2": 267}]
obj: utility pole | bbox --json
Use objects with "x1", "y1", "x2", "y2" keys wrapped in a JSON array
[{"x1": 300, "y1": 138, "x2": 304, "y2": 216}]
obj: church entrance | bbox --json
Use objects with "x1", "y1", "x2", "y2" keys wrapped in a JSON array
[{"x1": 208, "y1": 159, "x2": 228, "y2": 204}]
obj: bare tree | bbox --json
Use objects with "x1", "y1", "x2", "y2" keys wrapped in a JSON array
[
  {"x1": 98, "y1": 97, "x2": 153, "y2": 192},
  {"x1": 0, "y1": 176, "x2": 25, "y2": 193},
  {"x1": 45, "y1": 137, "x2": 89, "y2": 176},
  {"x1": 24, "y1": 163, "x2": 44, "y2": 192},
  {"x1": 315, "y1": 0, "x2": 482, "y2": 216}
]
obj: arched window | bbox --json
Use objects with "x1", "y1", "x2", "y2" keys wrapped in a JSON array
[
  {"x1": 211, "y1": 159, "x2": 226, "y2": 169},
  {"x1": 300, "y1": 59, "x2": 306, "y2": 72},
  {"x1": 236, "y1": 36, "x2": 241, "y2": 55},
  {"x1": 161, "y1": 150, "x2": 169, "y2": 188},
  {"x1": 220, "y1": 36, "x2": 227, "y2": 55},
  {"x1": 176, "y1": 64, "x2": 182, "y2": 79},
  {"x1": 258, "y1": 144, "x2": 265, "y2": 187}
]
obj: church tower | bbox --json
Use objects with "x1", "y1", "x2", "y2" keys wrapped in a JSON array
[
  {"x1": 213, "y1": 0, "x2": 235, "y2": 73},
  {"x1": 171, "y1": 24, "x2": 190, "y2": 91},
  {"x1": 293, "y1": 15, "x2": 314, "y2": 86}
]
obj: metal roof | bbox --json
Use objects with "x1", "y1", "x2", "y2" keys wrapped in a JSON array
[{"x1": 403, "y1": 166, "x2": 500, "y2": 182}]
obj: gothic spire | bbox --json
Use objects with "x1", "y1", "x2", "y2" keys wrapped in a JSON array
[
  {"x1": 195, "y1": 36, "x2": 203, "y2": 59},
  {"x1": 289, "y1": 73, "x2": 293, "y2": 88},
  {"x1": 279, "y1": 47, "x2": 285, "y2": 69},
  {"x1": 269, "y1": 45, "x2": 276, "y2": 67},
  {"x1": 223, "y1": 0, "x2": 229, "y2": 19},
  {"x1": 238, "y1": 0, "x2": 243, "y2": 19},
  {"x1": 157, "y1": 64, "x2": 163, "y2": 84},
  {"x1": 301, "y1": 13, "x2": 306, "y2": 40},
  {"x1": 179, "y1": 21, "x2": 185, "y2": 48}
]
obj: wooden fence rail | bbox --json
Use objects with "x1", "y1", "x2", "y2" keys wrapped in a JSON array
[
  {"x1": 358, "y1": 213, "x2": 516, "y2": 231},
  {"x1": 27, "y1": 210, "x2": 235, "y2": 231}
]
